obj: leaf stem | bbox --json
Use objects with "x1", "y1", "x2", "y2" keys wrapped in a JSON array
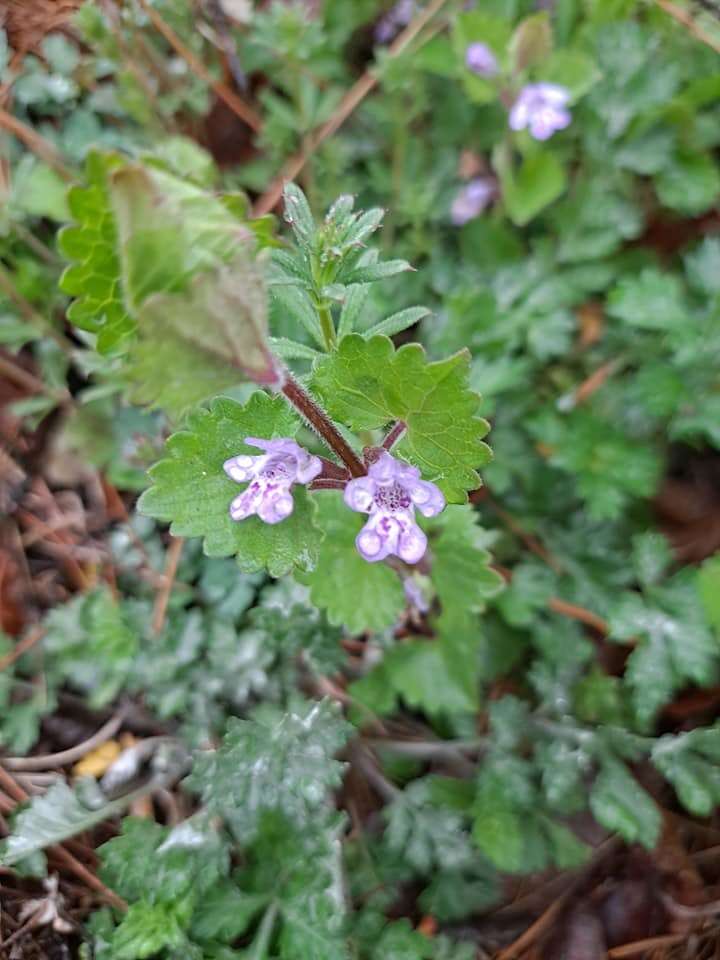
[
  {"x1": 381, "y1": 420, "x2": 407, "y2": 450},
  {"x1": 280, "y1": 371, "x2": 365, "y2": 477},
  {"x1": 317, "y1": 302, "x2": 337, "y2": 350},
  {"x1": 249, "y1": 901, "x2": 279, "y2": 960}
]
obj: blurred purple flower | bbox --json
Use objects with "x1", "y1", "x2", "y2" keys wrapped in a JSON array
[
  {"x1": 344, "y1": 451, "x2": 445, "y2": 564},
  {"x1": 404, "y1": 576, "x2": 430, "y2": 613},
  {"x1": 509, "y1": 83, "x2": 571, "y2": 140},
  {"x1": 465, "y1": 42, "x2": 498, "y2": 77},
  {"x1": 224, "y1": 437, "x2": 321, "y2": 525},
  {"x1": 451, "y1": 177, "x2": 495, "y2": 226},
  {"x1": 375, "y1": 0, "x2": 416, "y2": 44}
]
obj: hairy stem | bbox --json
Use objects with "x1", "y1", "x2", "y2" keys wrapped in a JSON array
[
  {"x1": 382, "y1": 419, "x2": 407, "y2": 450},
  {"x1": 317, "y1": 302, "x2": 337, "y2": 350},
  {"x1": 280, "y1": 371, "x2": 365, "y2": 477}
]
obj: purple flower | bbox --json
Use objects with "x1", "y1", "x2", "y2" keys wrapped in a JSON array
[
  {"x1": 509, "y1": 83, "x2": 571, "y2": 141},
  {"x1": 451, "y1": 177, "x2": 495, "y2": 226},
  {"x1": 224, "y1": 437, "x2": 321, "y2": 525},
  {"x1": 404, "y1": 576, "x2": 430, "y2": 613},
  {"x1": 344, "y1": 452, "x2": 445, "y2": 564},
  {"x1": 375, "y1": 0, "x2": 416, "y2": 44},
  {"x1": 465, "y1": 42, "x2": 498, "y2": 77}
]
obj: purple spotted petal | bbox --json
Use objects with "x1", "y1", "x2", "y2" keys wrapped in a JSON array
[
  {"x1": 409, "y1": 479, "x2": 446, "y2": 517},
  {"x1": 344, "y1": 476, "x2": 377, "y2": 514},
  {"x1": 224, "y1": 436, "x2": 320, "y2": 526},
  {"x1": 345, "y1": 451, "x2": 445, "y2": 564}
]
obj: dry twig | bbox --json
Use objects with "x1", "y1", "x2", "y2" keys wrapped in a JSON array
[
  {"x1": 135, "y1": 0, "x2": 261, "y2": 131},
  {"x1": 151, "y1": 536, "x2": 184, "y2": 635},
  {"x1": 253, "y1": 0, "x2": 452, "y2": 215}
]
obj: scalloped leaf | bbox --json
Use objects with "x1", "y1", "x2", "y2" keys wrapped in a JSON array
[
  {"x1": 312, "y1": 335, "x2": 491, "y2": 502},
  {"x1": 297, "y1": 492, "x2": 405, "y2": 633},
  {"x1": 138, "y1": 393, "x2": 322, "y2": 576},
  {"x1": 58, "y1": 151, "x2": 133, "y2": 354}
]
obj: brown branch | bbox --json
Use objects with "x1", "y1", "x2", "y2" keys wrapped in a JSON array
[
  {"x1": 548, "y1": 596, "x2": 609, "y2": 634},
  {"x1": 0, "y1": 264, "x2": 73, "y2": 354},
  {"x1": 485, "y1": 496, "x2": 563, "y2": 573},
  {"x1": 281, "y1": 371, "x2": 366, "y2": 477},
  {"x1": 608, "y1": 933, "x2": 688, "y2": 959},
  {"x1": 0, "y1": 106, "x2": 74, "y2": 181},
  {"x1": 253, "y1": 0, "x2": 451, "y2": 215},
  {"x1": 495, "y1": 888, "x2": 572, "y2": 960},
  {"x1": 135, "y1": 0, "x2": 262, "y2": 132},
  {"x1": 0, "y1": 764, "x2": 126, "y2": 910},
  {"x1": 151, "y1": 536, "x2": 184, "y2": 635},
  {"x1": 654, "y1": 0, "x2": 720, "y2": 53},
  {"x1": 3, "y1": 709, "x2": 127, "y2": 770},
  {"x1": 570, "y1": 358, "x2": 622, "y2": 408},
  {"x1": 381, "y1": 420, "x2": 407, "y2": 451},
  {"x1": 0, "y1": 626, "x2": 44, "y2": 673}
]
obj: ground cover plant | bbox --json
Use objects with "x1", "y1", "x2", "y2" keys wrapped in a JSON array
[{"x1": 1, "y1": 0, "x2": 720, "y2": 957}]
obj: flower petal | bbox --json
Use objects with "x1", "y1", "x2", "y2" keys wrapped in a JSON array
[
  {"x1": 223, "y1": 454, "x2": 257, "y2": 483},
  {"x1": 398, "y1": 521, "x2": 427, "y2": 565},
  {"x1": 344, "y1": 476, "x2": 376, "y2": 513},
  {"x1": 409, "y1": 479, "x2": 445, "y2": 517}
]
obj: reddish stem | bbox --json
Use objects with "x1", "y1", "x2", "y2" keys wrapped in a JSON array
[
  {"x1": 280, "y1": 372, "x2": 365, "y2": 478},
  {"x1": 382, "y1": 420, "x2": 407, "y2": 450},
  {"x1": 309, "y1": 478, "x2": 347, "y2": 491}
]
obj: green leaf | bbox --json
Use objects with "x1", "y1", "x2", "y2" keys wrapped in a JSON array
[
  {"x1": 383, "y1": 636, "x2": 479, "y2": 715},
  {"x1": 186, "y1": 699, "x2": 351, "y2": 840},
  {"x1": 43, "y1": 587, "x2": 137, "y2": 707},
  {"x1": 383, "y1": 780, "x2": 475, "y2": 873},
  {"x1": 298, "y1": 492, "x2": 404, "y2": 633},
  {"x1": 699, "y1": 554, "x2": 720, "y2": 631},
  {"x1": 472, "y1": 752, "x2": 588, "y2": 873},
  {"x1": 126, "y1": 249, "x2": 277, "y2": 419},
  {"x1": 652, "y1": 724, "x2": 720, "y2": 817},
  {"x1": 11, "y1": 160, "x2": 70, "y2": 221},
  {"x1": 655, "y1": 151, "x2": 720, "y2": 215},
  {"x1": 365, "y1": 307, "x2": 431, "y2": 339},
  {"x1": 430, "y1": 506, "x2": 504, "y2": 635},
  {"x1": 191, "y1": 883, "x2": 268, "y2": 943},
  {"x1": 589, "y1": 758, "x2": 660, "y2": 849},
  {"x1": 268, "y1": 337, "x2": 322, "y2": 361},
  {"x1": 607, "y1": 268, "x2": 687, "y2": 330},
  {"x1": 339, "y1": 259, "x2": 413, "y2": 285},
  {"x1": 109, "y1": 163, "x2": 248, "y2": 313},
  {"x1": 631, "y1": 532, "x2": 672, "y2": 588},
  {"x1": 283, "y1": 182, "x2": 316, "y2": 247},
  {"x1": 139, "y1": 393, "x2": 322, "y2": 577},
  {"x1": 539, "y1": 49, "x2": 599, "y2": 99},
  {"x1": 111, "y1": 901, "x2": 191, "y2": 959},
  {"x1": 610, "y1": 582, "x2": 718, "y2": 727},
  {"x1": 503, "y1": 150, "x2": 568, "y2": 227},
  {"x1": 510, "y1": 13, "x2": 552, "y2": 72},
  {"x1": 58, "y1": 152, "x2": 133, "y2": 353},
  {"x1": 312, "y1": 335, "x2": 491, "y2": 501},
  {"x1": 685, "y1": 237, "x2": 720, "y2": 297},
  {"x1": 99, "y1": 816, "x2": 229, "y2": 905},
  {"x1": 0, "y1": 781, "x2": 140, "y2": 867}
]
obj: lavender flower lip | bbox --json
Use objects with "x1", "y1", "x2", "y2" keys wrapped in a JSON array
[
  {"x1": 509, "y1": 83, "x2": 572, "y2": 141},
  {"x1": 224, "y1": 437, "x2": 322, "y2": 525},
  {"x1": 451, "y1": 177, "x2": 495, "y2": 226},
  {"x1": 344, "y1": 451, "x2": 445, "y2": 564},
  {"x1": 465, "y1": 42, "x2": 498, "y2": 77}
]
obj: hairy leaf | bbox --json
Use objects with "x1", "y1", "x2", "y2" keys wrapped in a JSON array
[
  {"x1": 299, "y1": 492, "x2": 405, "y2": 633},
  {"x1": 139, "y1": 393, "x2": 322, "y2": 576},
  {"x1": 312, "y1": 335, "x2": 491, "y2": 501},
  {"x1": 186, "y1": 699, "x2": 352, "y2": 840}
]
